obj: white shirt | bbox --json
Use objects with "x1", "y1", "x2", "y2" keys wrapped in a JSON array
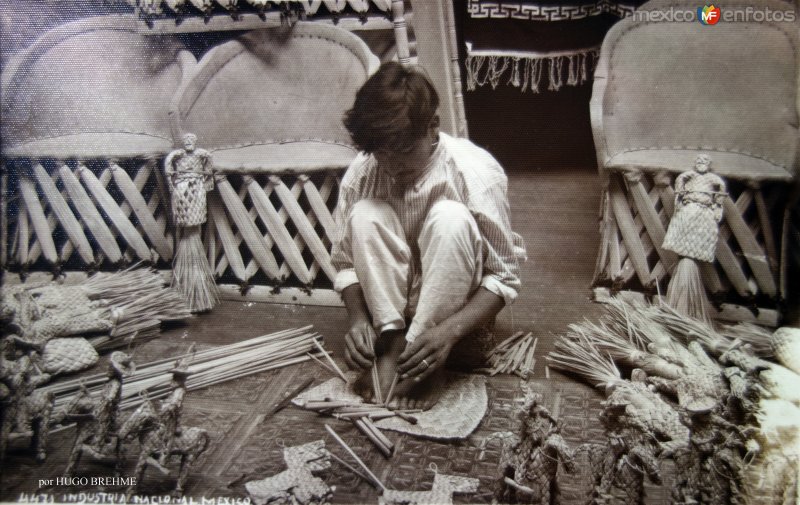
[{"x1": 331, "y1": 133, "x2": 526, "y2": 305}]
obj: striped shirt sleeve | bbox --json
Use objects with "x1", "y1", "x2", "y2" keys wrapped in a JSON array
[{"x1": 469, "y1": 178, "x2": 522, "y2": 305}]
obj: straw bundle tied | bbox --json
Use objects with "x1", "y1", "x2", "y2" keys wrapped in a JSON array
[
  {"x1": 1, "y1": 267, "x2": 190, "y2": 351},
  {"x1": 82, "y1": 266, "x2": 192, "y2": 350},
  {"x1": 546, "y1": 327, "x2": 622, "y2": 389},
  {"x1": 43, "y1": 326, "x2": 324, "y2": 412}
]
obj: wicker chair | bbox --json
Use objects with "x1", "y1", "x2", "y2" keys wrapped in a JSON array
[
  {"x1": 1, "y1": 15, "x2": 196, "y2": 271},
  {"x1": 169, "y1": 22, "x2": 380, "y2": 300},
  {"x1": 590, "y1": 0, "x2": 798, "y2": 323}
]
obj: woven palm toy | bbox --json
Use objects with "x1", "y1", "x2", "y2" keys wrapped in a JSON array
[
  {"x1": 41, "y1": 338, "x2": 98, "y2": 375},
  {"x1": 662, "y1": 154, "x2": 727, "y2": 324},
  {"x1": 245, "y1": 440, "x2": 333, "y2": 505},
  {"x1": 164, "y1": 133, "x2": 219, "y2": 313}
]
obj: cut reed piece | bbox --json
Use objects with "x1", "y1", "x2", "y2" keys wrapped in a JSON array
[
  {"x1": 312, "y1": 339, "x2": 348, "y2": 382},
  {"x1": 265, "y1": 377, "x2": 315, "y2": 418},
  {"x1": 324, "y1": 424, "x2": 386, "y2": 492},
  {"x1": 328, "y1": 451, "x2": 376, "y2": 488},
  {"x1": 42, "y1": 326, "x2": 323, "y2": 412},
  {"x1": 354, "y1": 417, "x2": 394, "y2": 458},
  {"x1": 486, "y1": 332, "x2": 536, "y2": 378},
  {"x1": 384, "y1": 373, "x2": 400, "y2": 406}
]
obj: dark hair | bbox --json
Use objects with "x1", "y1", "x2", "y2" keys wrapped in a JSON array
[{"x1": 343, "y1": 62, "x2": 439, "y2": 154}]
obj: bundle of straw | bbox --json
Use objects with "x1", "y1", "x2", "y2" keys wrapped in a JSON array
[
  {"x1": 44, "y1": 326, "x2": 324, "y2": 413},
  {"x1": 642, "y1": 303, "x2": 736, "y2": 357},
  {"x1": 546, "y1": 328, "x2": 622, "y2": 389},
  {"x1": 81, "y1": 266, "x2": 192, "y2": 350},
  {"x1": 720, "y1": 322, "x2": 774, "y2": 358},
  {"x1": 2, "y1": 267, "x2": 190, "y2": 351},
  {"x1": 561, "y1": 320, "x2": 683, "y2": 380},
  {"x1": 484, "y1": 331, "x2": 537, "y2": 378}
]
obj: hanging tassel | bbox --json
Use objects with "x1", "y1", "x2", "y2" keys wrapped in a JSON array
[
  {"x1": 487, "y1": 56, "x2": 509, "y2": 89},
  {"x1": 509, "y1": 57, "x2": 521, "y2": 88},
  {"x1": 529, "y1": 59, "x2": 543, "y2": 93},
  {"x1": 580, "y1": 53, "x2": 589, "y2": 84},
  {"x1": 548, "y1": 57, "x2": 564, "y2": 92},
  {"x1": 567, "y1": 55, "x2": 578, "y2": 86},
  {"x1": 465, "y1": 55, "x2": 484, "y2": 91}
]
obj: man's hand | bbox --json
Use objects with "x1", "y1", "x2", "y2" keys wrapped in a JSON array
[
  {"x1": 396, "y1": 325, "x2": 457, "y2": 383},
  {"x1": 344, "y1": 317, "x2": 377, "y2": 371}
]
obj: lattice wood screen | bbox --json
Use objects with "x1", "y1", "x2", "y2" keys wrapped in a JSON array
[
  {"x1": 2, "y1": 158, "x2": 342, "y2": 293},
  {"x1": 594, "y1": 170, "x2": 788, "y2": 307}
]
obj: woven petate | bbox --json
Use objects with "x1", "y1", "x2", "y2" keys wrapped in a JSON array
[
  {"x1": 244, "y1": 440, "x2": 332, "y2": 505},
  {"x1": 295, "y1": 372, "x2": 488, "y2": 440}
]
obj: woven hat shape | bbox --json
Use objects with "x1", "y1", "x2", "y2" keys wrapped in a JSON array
[
  {"x1": 172, "y1": 21, "x2": 380, "y2": 172},
  {"x1": 2, "y1": 15, "x2": 195, "y2": 158}
]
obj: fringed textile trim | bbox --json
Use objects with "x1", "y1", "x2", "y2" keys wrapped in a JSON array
[
  {"x1": 465, "y1": 47, "x2": 600, "y2": 93},
  {"x1": 467, "y1": 0, "x2": 638, "y2": 20}
]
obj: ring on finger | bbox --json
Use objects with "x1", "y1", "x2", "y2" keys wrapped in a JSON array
[{"x1": 421, "y1": 358, "x2": 430, "y2": 369}]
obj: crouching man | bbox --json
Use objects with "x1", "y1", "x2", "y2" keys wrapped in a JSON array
[{"x1": 332, "y1": 62, "x2": 526, "y2": 409}]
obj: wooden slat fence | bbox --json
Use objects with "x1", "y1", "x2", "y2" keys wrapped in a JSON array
[
  {"x1": 2, "y1": 158, "x2": 343, "y2": 293},
  {"x1": 594, "y1": 170, "x2": 788, "y2": 313}
]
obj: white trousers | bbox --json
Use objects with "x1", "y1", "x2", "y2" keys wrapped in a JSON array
[{"x1": 343, "y1": 199, "x2": 483, "y2": 342}]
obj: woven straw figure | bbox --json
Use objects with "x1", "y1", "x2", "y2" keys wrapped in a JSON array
[
  {"x1": 245, "y1": 440, "x2": 333, "y2": 505},
  {"x1": 0, "y1": 342, "x2": 54, "y2": 466},
  {"x1": 165, "y1": 133, "x2": 218, "y2": 312},
  {"x1": 662, "y1": 155, "x2": 727, "y2": 323},
  {"x1": 663, "y1": 155, "x2": 726, "y2": 262},
  {"x1": 118, "y1": 393, "x2": 210, "y2": 499},
  {"x1": 64, "y1": 351, "x2": 134, "y2": 476},
  {"x1": 584, "y1": 428, "x2": 661, "y2": 505},
  {"x1": 494, "y1": 391, "x2": 575, "y2": 504},
  {"x1": 157, "y1": 347, "x2": 194, "y2": 467}
]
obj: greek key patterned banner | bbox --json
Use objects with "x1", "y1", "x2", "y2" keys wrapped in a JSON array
[{"x1": 467, "y1": 0, "x2": 638, "y2": 20}]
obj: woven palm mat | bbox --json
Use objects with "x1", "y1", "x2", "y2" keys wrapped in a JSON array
[
  {"x1": 293, "y1": 371, "x2": 488, "y2": 440},
  {"x1": 2, "y1": 362, "x2": 675, "y2": 504}
]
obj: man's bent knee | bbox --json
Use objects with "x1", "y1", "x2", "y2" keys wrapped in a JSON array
[
  {"x1": 424, "y1": 200, "x2": 477, "y2": 237},
  {"x1": 348, "y1": 199, "x2": 399, "y2": 231}
]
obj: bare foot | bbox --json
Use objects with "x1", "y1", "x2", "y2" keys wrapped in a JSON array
[
  {"x1": 380, "y1": 333, "x2": 445, "y2": 411},
  {"x1": 353, "y1": 330, "x2": 403, "y2": 404},
  {"x1": 352, "y1": 330, "x2": 446, "y2": 410}
]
